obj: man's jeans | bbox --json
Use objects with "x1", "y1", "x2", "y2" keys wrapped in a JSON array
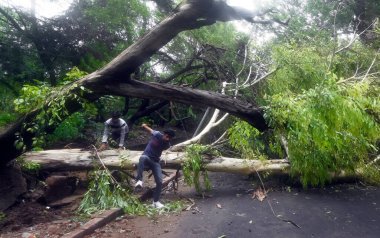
[{"x1": 136, "y1": 155, "x2": 162, "y2": 202}]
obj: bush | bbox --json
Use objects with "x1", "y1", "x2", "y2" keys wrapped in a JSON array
[{"x1": 47, "y1": 112, "x2": 86, "y2": 143}]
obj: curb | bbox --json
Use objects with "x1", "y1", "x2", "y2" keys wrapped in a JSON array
[{"x1": 62, "y1": 208, "x2": 124, "y2": 238}]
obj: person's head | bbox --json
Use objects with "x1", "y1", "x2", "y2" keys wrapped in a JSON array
[
  {"x1": 111, "y1": 111, "x2": 121, "y2": 121},
  {"x1": 163, "y1": 129, "x2": 175, "y2": 141}
]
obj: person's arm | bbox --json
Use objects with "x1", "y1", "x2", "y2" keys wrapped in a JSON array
[
  {"x1": 99, "y1": 121, "x2": 110, "y2": 151},
  {"x1": 101, "y1": 121, "x2": 110, "y2": 143},
  {"x1": 141, "y1": 123, "x2": 154, "y2": 134},
  {"x1": 118, "y1": 123, "x2": 128, "y2": 147}
]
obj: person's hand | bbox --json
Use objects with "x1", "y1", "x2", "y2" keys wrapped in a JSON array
[
  {"x1": 141, "y1": 123, "x2": 153, "y2": 133},
  {"x1": 98, "y1": 143, "x2": 107, "y2": 151}
]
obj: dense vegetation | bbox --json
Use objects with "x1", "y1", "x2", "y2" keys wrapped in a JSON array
[{"x1": 1, "y1": 0, "x2": 379, "y2": 187}]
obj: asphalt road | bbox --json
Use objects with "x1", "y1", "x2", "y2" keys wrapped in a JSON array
[{"x1": 166, "y1": 173, "x2": 380, "y2": 238}]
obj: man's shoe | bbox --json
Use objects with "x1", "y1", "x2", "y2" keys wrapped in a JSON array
[
  {"x1": 153, "y1": 201, "x2": 165, "y2": 209},
  {"x1": 134, "y1": 180, "x2": 143, "y2": 188}
]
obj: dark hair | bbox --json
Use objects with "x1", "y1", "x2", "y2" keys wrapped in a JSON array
[
  {"x1": 111, "y1": 111, "x2": 121, "y2": 118},
  {"x1": 163, "y1": 129, "x2": 175, "y2": 138}
]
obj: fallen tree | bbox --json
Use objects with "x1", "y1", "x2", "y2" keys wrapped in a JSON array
[
  {"x1": 0, "y1": 0, "x2": 271, "y2": 166},
  {"x1": 24, "y1": 149, "x2": 371, "y2": 185},
  {"x1": 23, "y1": 149, "x2": 290, "y2": 175}
]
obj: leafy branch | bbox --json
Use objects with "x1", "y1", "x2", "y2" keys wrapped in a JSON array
[{"x1": 183, "y1": 144, "x2": 219, "y2": 193}]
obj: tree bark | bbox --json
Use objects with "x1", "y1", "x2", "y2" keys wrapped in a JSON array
[
  {"x1": 0, "y1": 0, "x2": 268, "y2": 166},
  {"x1": 95, "y1": 80, "x2": 266, "y2": 129},
  {"x1": 24, "y1": 149, "x2": 290, "y2": 175}
]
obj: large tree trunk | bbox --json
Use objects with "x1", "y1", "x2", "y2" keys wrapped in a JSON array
[
  {"x1": 24, "y1": 149, "x2": 290, "y2": 175},
  {"x1": 96, "y1": 80, "x2": 266, "y2": 129},
  {"x1": 0, "y1": 0, "x2": 268, "y2": 166}
]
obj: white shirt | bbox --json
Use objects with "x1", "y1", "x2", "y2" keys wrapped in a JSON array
[{"x1": 101, "y1": 118, "x2": 129, "y2": 147}]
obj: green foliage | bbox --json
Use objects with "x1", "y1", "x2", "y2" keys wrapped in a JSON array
[
  {"x1": 78, "y1": 169, "x2": 184, "y2": 216},
  {"x1": 228, "y1": 34, "x2": 380, "y2": 188},
  {"x1": 47, "y1": 112, "x2": 86, "y2": 143},
  {"x1": 332, "y1": 44, "x2": 376, "y2": 79},
  {"x1": 228, "y1": 120, "x2": 261, "y2": 159},
  {"x1": 79, "y1": 51, "x2": 110, "y2": 73},
  {"x1": 192, "y1": 22, "x2": 242, "y2": 49},
  {"x1": 266, "y1": 45, "x2": 329, "y2": 96},
  {"x1": 78, "y1": 170, "x2": 145, "y2": 215},
  {"x1": 273, "y1": 0, "x2": 332, "y2": 48},
  {"x1": 0, "y1": 112, "x2": 17, "y2": 128},
  {"x1": 228, "y1": 121, "x2": 282, "y2": 160},
  {"x1": 98, "y1": 96, "x2": 126, "y2": 117},
  {"x1": 83, "y1": 0, "x2": 149, "y2": 40},
  {"x1": 183, "y1": 144, "x2": 219, "y2": 193},
  {"x1": 152, "y1": 22, "x2": 249, "y2": 98},
  {"x1": 265, "y1": 78, "x2": 380, "y2": 187},
  {"x1": 15, "y1": 157, "x2": 41, "y2": 173},
  {"x1": 0, "y1": 85, "x2": 18, "y2": 111},
  {"x1": 13, "y1": 82, "x2": 50, "y2": 113},
  {"x1": 59, "y1": 67, "x2": 88, "y2": 85},
  {"x1": 0, "y1": 8, "x2": 46, "y2": 85},
  {"x1": 146, "y1": 200, "x2": 185, "y2": 217},
  {"x1": 13, "y1": 68, "x2": 91, "y2": 150},
  {"x1": 359, "y1": 163, "x2": 380, "y2": 185},
  {"x1": 73, "y1": 0, "x2": 150, "y2": 73}
]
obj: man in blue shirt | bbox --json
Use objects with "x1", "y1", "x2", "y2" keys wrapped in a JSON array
[{"x1": 135, "y1": 123, "x2": 175, "y2": 209}]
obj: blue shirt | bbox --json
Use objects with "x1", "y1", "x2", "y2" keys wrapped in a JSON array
[{"x1": 143, "y1": 131, "x2": 170, "y2": 162}]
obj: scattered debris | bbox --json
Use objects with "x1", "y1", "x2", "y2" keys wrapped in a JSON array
[
  {"x1": 252, "y1": 187, "x2": 267, "y2": 201},
  {"x1": 185, "y1": 198, "x2": 195, "y2": 211}
]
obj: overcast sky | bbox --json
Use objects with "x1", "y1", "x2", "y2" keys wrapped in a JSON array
[
  {"x1": 0, "y1": 0, "x2": 273, "y2": 18},
  {"x1": 0, "y1": 0, "x2": 71, "y2": 17}
]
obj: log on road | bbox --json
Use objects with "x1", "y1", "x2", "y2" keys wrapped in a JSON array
[{"x1": 23, "y1": 149, "x2": 290, "y2": 175}]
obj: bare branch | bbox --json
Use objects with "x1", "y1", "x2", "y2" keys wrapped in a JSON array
[
  {"x1": 335, "y1": 20, "x2": 377, "y2": 54},
  {"x1": 362, "y1": 48, "x2": 380, "y2": 82}
]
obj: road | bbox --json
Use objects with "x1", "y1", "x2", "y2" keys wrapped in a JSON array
[{"x1": 165, "y1": 173, "x2": 380, "y2": 238}]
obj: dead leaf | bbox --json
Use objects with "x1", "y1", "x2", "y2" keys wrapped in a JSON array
[
  {"x1": 216, "y1": 203, "x2": 222, "y2": 209},
  {"x1": 251, "y1": 187, "x2": 267, "y2": 201}
]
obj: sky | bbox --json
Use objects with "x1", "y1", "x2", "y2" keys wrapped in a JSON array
[
  {"x1": 0, "y1": 0, "x2": 273, "y2": 18},
  {"x1": 0, "y1": 0, "x2": 72, "y2": 17}
]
